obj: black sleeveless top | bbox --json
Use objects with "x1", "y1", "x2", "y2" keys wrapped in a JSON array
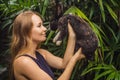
[{"x1": 20, "y1": 51, "x2": 55, "y2": 79}]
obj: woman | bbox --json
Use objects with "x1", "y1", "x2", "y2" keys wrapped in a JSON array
[{"x1": 10, "y1": 10, "x2": 85, "y2": 80}]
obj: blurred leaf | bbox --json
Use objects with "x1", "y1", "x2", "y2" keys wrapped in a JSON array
[
  {"x1": 110, "y1": 0, "x2": 119, "y2": 7},
  {"x1": 44, "y1": 30, "x2": 55, "y2": 45},
  {"x1": 106, "y1": 72, "x2": 115, "y2": 80},
  {"x1": 41, "y1": 0, "x2": 49, "y2": 17},
  {"x1": 81, "y1": 65, "x2": 112, "y2": 76},
  {"x1": 99, "y1": 0, "x2": 105, "y2": 22},
  {"x1": 105, "y1": 2, "x2": 118, "y2": 25},
  {"x1": 89, "y1": 6, "x2": 94, "y2": 19},
  {"x1": 0, "y1": 19, "x2": 12, "y2": 30},
  {"x1": 94, "y1": 70, "x2": 113, "y2": 80}
]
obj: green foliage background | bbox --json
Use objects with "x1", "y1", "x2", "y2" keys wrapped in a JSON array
[{"x1": 0, "y1": 0, "x2": 120, "y2": 80}]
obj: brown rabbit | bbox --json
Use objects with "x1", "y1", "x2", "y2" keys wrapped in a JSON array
[{"x1": 50, "y1": 14, "x2": 98, "y2": 60}]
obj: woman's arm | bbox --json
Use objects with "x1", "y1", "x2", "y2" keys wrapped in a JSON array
[
  {"x1": 58, "y1": 48, "x2": 85, "y2": 80},
  {"x1": 14, "y1": 48, "x2": 85, "y2": 80},
  {"x1": 62, "y1": 22, "x2": 76, "y2": 67},
  {"x1": 38, "y1": 22, "x2": 76, "y2": 69}
]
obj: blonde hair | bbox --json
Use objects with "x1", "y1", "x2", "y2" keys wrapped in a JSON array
[
  {"x1": 9, "y1": 10, "x2": 42, "y2": 80},
  {"x1": 11, "y1": 10, "x2": 41, "y2": 59}
]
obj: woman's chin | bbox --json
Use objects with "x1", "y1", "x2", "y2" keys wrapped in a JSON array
[{"x1": 41, "y1": 38, "x2": 47, "y2": 42}]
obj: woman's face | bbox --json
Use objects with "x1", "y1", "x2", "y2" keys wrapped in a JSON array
[{"x1": 31, "y1": 14, "x2": 47, "y2": 43}]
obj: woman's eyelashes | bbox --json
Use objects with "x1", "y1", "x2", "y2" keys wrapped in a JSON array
[
  {"x1": 37, "y1": 23, "x2": 42, "y2": 27},
  {"x1": 37, "y1": 25, "x2": 41, "y2": 27}
]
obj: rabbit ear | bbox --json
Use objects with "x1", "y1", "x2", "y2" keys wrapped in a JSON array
[
  {"x1": 50, "y1": 0, "x2": 63, "y2": 21},
  {"x1": 53, "y1": 1, "x2": 63, "y2": 20},
  {"x1": 56, "y1": 2, "x2": 63, "y2": 17}
]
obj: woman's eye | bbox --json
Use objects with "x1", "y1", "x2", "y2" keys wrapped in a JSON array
[
  {"x1": 37, "y1": 25, "x2": 41, "y2": 27},
  {"x1": 37, "y1": 22, "x2": 43, "y2": 27}
]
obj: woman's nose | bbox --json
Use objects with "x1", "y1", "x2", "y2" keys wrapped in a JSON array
[{"x1": 42, "y1": 25, "x2": 47, "y2": 31}]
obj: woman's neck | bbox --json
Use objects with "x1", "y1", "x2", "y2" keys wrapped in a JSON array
[
  {"x1": 17, "y1": 42, "x2": 39, "y2": 58},
  {"x1": 26, "y1": 41, "x2": 41, "y2": 58},
  {"x1": 27, "y1": 42, "x2": 38, "y2": 55}
]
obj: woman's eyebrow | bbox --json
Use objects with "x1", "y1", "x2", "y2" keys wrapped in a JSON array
[
  {"x1": 39, "y1": 21, "x2": 43, "y2": 25},
  {"x1": 38, "y1": 22, "x2": 42, "y2": 25}
]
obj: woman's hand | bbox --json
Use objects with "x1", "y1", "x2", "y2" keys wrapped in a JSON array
[
  {"x1": 57, "y1": 48, "x2": 85, "y2": 80},
  {"x1": 73, "y1": 48, "x2": 85, "y2": 61},
  {"x1": 67, "y1": 21, "x2": 76, "y2": 38}
]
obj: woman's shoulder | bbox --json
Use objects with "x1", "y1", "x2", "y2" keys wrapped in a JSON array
[
  {"x1": 37, "y1": 48, "x2": 49, "y2": 52},
  {"x1": 37, "y1": 48, "x2": 51, "y2": 55},
  {"x1": 37, "y1": 48, "x2": 52, "y2": 59},
  {"x1": 13, "y1": 55, "x2": 51, "y2": 79},
  {"x1": 14, "y1": 55, "x2": 34, "y2": 67},
  {"x1": 13, "y1": 55, "x2": 37, "y2": 75}
]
